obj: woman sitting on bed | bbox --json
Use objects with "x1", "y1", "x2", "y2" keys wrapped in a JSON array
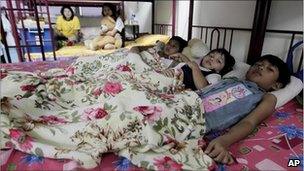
[
  {"x1": 197, "y1": 54, "x2": 290, "y2": 164},
  {"x1": 55, "y1": 6, "x2": 82, "y2": 49}
]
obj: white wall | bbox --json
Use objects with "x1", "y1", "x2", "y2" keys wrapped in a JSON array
[
  {"x1": 191, "y1": 1, "x2": 256, "y2": 62},
  {"x1": 193, "y1": 1, "x2": 255, "y2": 28},
  {"x1": 155, "y1": 1, "x2": 172, "y2": 24},
  {"x1": 176, "y1": 0, "x2": 302, "y2": 63},
  {"x1": 262, "y1": 0, "x2": 303, "y2": 69},
  {"x1": 48, "y1": 3, "x2": 153, "y2": 31},
  {"x1": 124, "y1": 2, "x2": 152, "y2": 33},
  {"x1": 176, "y1": 1, "x2": 189, "y2": 40}
]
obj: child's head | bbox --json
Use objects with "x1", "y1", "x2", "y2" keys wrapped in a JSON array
[
  {"x1": 164, "y1": 36, "x2": 188, "y2": 56},
  {"x1": 200, "y1": 48, "x2": 235, "y2": 75},
  {"x1": 246, "y1": 54, "x2": 291, "y2": 91},
  {"x1": 102, "y1": 3, "x2": 117, "y2": 19},
  {"x1": 61, "y1": 6, "x2": 74, "y2": 21}
]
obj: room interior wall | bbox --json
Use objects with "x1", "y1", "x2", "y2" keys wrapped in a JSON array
[
  {"x1": 172, "y1": 0, "x2": 302, "y2": 63},
  {"x1": 1, "y1": 1, "x2": 303, "y2": 64},
  {"x1": 191, "y1": 0, "x2": 256, "y2": 62},
  {"x1": 262, "y1": 0, "x2": 303, "y2": 70}
]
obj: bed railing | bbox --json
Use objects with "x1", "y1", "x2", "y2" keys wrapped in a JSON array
[
  {"x1": 154, "y1": 23, "x2": 173, "y2": 36},
  {"x1": 2, "y1": 0, "x2": 56, "y2": 63},
  {"x1": 191, "y1": 25, "x2": 303, "y2": 71},
  {"x1": 191, "y1": 25, "x2": 252, "y2": 53}
]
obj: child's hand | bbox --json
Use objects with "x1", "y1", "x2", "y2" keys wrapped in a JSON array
[
  {"x1": 168, "y1": 53, "x2": 181, "y2": 60},
  {"x1": 106, "y1": 29, "x2": 117, "y2": 36},
  {"x1": 169, "y1": 53, "x2": 190, "y2": 62},
  {"x1": 205, "y1": 138, "x2": 235, "y2": 165},
  {"x1": 170, "y1": 53, "x2": 190, "y2": 62},
  {"x1": 161, "y1": 69, "x2": 175, "y2": 78},
  {"x1": 186, "y1": 61, "x2": 200, "y2": 70},
  {"x1": 130, "y1": 46, "x2": 140, "y2": 53}
]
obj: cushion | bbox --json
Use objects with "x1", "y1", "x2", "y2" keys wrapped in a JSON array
[
  {"x1": 135, "y1": 34, "x2": 170, "y2": 46},
  {"x1": 224, "y1": 61, "x2": 303, "y2": 108},
  {"x1": 223, "y1": 61, "x2": 250, "y2": 80},
  {"x1": 271, "y1": 76, "x2": 303, "y2": 108}
]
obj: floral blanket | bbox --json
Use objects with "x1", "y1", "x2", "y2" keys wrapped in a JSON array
[{"x1": 0, "y1": 50, "x2": 214, "y2": 170}]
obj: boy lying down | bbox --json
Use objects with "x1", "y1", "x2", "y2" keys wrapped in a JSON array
[{"x1": 187, "y1": 54, "x2": 290, "y2": 164}]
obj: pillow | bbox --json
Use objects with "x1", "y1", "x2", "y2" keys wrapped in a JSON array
[
  {"x1": 135, "y1": 34, "x2": 170, "y2": 46},
  {"x1": 223, "y1": 61, "x2": 250, "y2": 80},
  {"x1": 271, "y1": 76, "x2": 303, "y2": 108},
  {"x1": 224, "y1": 61, "x2": 303, "y2": 108}
]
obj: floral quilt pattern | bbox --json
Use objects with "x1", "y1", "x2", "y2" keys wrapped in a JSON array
[{"x1": 0, "y1": 50, "x2": 214, "y2": 170}]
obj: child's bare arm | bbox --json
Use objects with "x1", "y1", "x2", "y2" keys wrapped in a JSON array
[
  {"x1": 169, "y1": 53, "x2": 191, "y2": 62},
  {"x1": 130, "y1": 46, "x2": 154, "y2": 53},
  {"x1": 205, "y1": 93, "x2": 277, "y2": 164},
  {"x1": 106, "y1": 28, "x2": 117, "y2": 36},
  {"x1": 161, "y1": 69, "x2": 175, "y2": 77},
  {"x1": 188, "y1": 61, "x2": 208, "y2": 89}
]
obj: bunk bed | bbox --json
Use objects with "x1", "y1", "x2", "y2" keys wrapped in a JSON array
[
  {"x1": 1, "y1": 0, "x2": 302, "y2": 170},
  {"x1": 186, "y1": 1, "x2": 303, "y2": 170},
  {"x1": 2, "y1": 0, "x2": 174, "y2": 62}
]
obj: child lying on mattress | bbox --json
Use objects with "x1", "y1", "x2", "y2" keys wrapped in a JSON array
[
  {"x1": 162, "y1": 48, "x2": 236, "y2": 91},
  {"x1": 130, "y1": 36, "x2": 188, "y2": 67},
  {"x1": 194, "y1": 54, "x2": 291, "y2": 164}
]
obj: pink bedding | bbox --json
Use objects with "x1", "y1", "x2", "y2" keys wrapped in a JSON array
[{"x1": 1, "y1": 60, "x2": 303, "y2": 171}]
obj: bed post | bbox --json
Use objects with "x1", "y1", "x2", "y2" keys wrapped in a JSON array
[
  {"x1": 6, "y1": 0, "x2": 24, "y2": 62},
  {"x1": 172, "y1": 0, "x2": 176, "y2": 36},
  {"x1": 152, "y1": 0, "x2": 155, "y2": 34},
  {"x1": 247, "y1": 0, "x2": 272, "y2": 65},
  {"x1": 0, "y1": 17, "x2": 11, "y2": 63},
  {"x1": 187, "y1": 0, "x2": 194, "y2": 41}
]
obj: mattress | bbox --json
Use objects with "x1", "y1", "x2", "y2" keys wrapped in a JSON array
[
  {"x1": 25, "y1": 34, "x2": 171, "y2": 61},
  {"x1": 0, "y1": 59, "x2": 302, "y2": 171}
]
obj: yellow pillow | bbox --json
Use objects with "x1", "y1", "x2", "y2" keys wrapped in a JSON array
[{"x1": 135, "y1": 34, "x2": 170, "y2": 46}]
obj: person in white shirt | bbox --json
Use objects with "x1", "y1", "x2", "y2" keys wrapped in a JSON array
[
  {"x1": 84, "y1": 3, "x2": 124, "y2": 50},
  {"x1": 162, "y1": 48, "x2": 236, "y2": 90}
]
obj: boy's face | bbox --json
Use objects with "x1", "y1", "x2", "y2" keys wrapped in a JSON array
[
  {"x1": 164, "y1": 40, "x2": 180, "y2": 55},
  {"x1": 103, "y1": 6, "x2": 113, "y2": 16},
  {"x1": 246, "y1": 60, "x2": 281, "y2": 91},
  {"x1": 201, "y1": 52, "x2": 225, "y2": 73}
]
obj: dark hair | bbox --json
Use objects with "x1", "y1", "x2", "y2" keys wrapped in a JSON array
[
  {"x1": 102, "y1": 3, "x2": 118, "y2": 20},
  {"x1": 169, "y1": 36, "x2": 188, "y2": 52},
  {"x1": 254, "y1": 54, "x2": 291, "y2": 88},
  {"x1": 207, "y1": 48, "x2": 235, "y2": 76},
  {"x1": 60, "y1": 6, "x2": 74, "y2": 21}
]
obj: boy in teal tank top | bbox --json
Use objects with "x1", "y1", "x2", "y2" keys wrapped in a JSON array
[{"x1": 199, "y1": 55, "x2": 291, "y2": 165}]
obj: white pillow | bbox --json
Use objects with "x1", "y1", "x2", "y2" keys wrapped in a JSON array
[
  {"x1": 224, "y1": 61, "x2": 303, "y2": 108},
  {"x1": 271, "y1": 76, "x2": 303, "y2": 108},
  {"x1": 223, "y1": 61, "x2": 250, "y2": 80}
]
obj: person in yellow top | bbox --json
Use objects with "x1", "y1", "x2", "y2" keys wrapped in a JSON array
[{"x1": 55, "y1": 6, "x2": 82, "y2": 48}]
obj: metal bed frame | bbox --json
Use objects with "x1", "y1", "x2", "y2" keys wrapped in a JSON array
[{"x1": 2, "y1": 0, "x2": 164, "y2": 63}]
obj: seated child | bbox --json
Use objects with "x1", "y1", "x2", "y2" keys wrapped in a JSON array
[
  {"x1": 162, "y1": 48, "x2": 235, "y2": 91},
  {"x1": 84, "y1": 3, "x2": 124, "y2": 50},
  {"x1": 130, "y1": 36, "x2": 188, "y2": 68},
  {"x1": 199, "y1": 54, "x2": 291, "y2": 164},
  {"x1": 55, "y1": 6, "x2": 82, "y2": 49}
]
